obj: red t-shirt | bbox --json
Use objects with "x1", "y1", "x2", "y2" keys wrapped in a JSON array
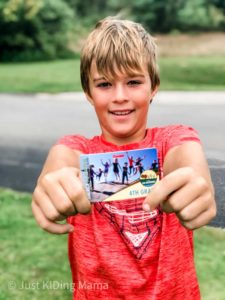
[{"x1": 58, "y1": 125, "x2": 201, "y2": 300}]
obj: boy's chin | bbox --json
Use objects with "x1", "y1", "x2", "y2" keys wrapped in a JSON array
[{"x1": 112, "y1": 130, "x2": 133, "y2": 139}]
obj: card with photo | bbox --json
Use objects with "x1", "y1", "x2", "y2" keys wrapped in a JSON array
[{"x1": 80, "y1": 148, "x2": 160, "y2": 202}]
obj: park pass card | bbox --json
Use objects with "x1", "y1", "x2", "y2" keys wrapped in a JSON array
[{"x1": 80, "y1": 148, "x2": 159, "y2": 202}]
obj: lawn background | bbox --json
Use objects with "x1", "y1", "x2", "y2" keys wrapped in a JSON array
[
  {"x1": 0, "y1": 56, "x2": 225, "y2": 93},
  {"x1": 0, "y1": 189, "x2": 225, "y2": 300}
]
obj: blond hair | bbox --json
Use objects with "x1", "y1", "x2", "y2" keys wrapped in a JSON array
[{"x1": 80, "y1": 16, "x2": 160, "y2": 96}]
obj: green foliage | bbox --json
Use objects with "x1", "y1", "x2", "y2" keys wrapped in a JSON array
[
  {"x1": 108, "y1": 0, "x2": 186, "y2": 33},
  {"x1": 63, "y1": 0, "x2": 109, "y2": 28},
  {"x1": 177, "y1": 0, "x2": 225, "y2": 31},
  {"x1": 106, "y1": 0, "x2": 225, "y2": 33},
  {"x1": 0, "y1": 0, "x2": 76, "y2": 62},
  {"x1": 65, "y1": 0, "x2": 107, "y2": 17},
  {"x1": 210, "y1": 0, "x2": 225, "y2": 13}
]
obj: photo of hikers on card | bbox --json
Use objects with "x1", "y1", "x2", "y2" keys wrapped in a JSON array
[{"x1": 80, "y1": 148, "x2": 159, "y2": 202}]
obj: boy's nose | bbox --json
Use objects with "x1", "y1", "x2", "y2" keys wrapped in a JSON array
[{"x1": 113, "y1": 85, "x2": 128, "y2": 102}]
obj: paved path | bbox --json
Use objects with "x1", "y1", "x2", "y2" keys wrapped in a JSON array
[{"x1": 0, "y1": 91, "x2": 224, "y2": 228}]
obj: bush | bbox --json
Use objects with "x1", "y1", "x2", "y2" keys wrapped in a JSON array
[
  {"x1": 0, "y1": 0, "x2": 76, "y2": 62},
  {"x1": 177, "y1": 0, "x2": 225, "y2": 32},
  {"x1": 93, "y1": 0, "x2": 225, "y2": 33}
]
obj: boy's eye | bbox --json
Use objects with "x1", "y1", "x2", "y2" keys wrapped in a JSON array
[
  {"x1": 97, "y1": 82, "x2": 111, "y2": 88},
  {"x1": 128, "y1": 80, "x2": 142, "y2": 86}
]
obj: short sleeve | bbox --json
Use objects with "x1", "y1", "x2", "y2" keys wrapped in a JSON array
[
  {"x1": 164, "y1": 125, "x2": 201, "y2": 154},
  {"x1": 56, "y1": 135, "x2": 89, "y2": 153}
]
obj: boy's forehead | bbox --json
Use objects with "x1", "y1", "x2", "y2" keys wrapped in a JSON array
[{"x1": 90, "y1": 61, "x2": 147, "y2": 80}]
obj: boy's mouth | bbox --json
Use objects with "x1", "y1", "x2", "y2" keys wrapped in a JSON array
[{"x1": 109, "y1": 110, "x2": 134, "y2": 116}]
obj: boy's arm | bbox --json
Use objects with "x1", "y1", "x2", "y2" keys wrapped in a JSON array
[
  {"x1": 32, "y1": 145, "x2": 91, "y2": 234},
  {"x1": 143, "y1": 141, "x2": 216, "y2": 230},
  {"x1": 38, "y1": 145, "x2": 79, "y2": 175}
]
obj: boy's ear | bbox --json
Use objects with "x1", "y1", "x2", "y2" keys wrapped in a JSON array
[
  {"x1": 85, "y1": 92, "x2": 94, "y2": 105},
  {"x1": 150, "y1": 86, "x2": 158, "y2": 103},
  {"x1": 151, "y1": 86, "x2": 158, "y2": 97}
]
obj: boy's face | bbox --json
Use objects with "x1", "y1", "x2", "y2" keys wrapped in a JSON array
[{"x1": 86, "y1": 62, "x2": 157, "y2": 145}]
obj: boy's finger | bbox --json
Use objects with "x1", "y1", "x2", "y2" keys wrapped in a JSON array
[
  {"x1": 31, "y1": 201, "x2": 74, "y2": 234},
  {"x1": 33, "y1": 187, "x2": 73, "y2": 221},
  {"x1": 180, "y1": 208, "x2": 215, "y2": 230},
  {"x1": 72, "y1": 186, "x2": 91, "y2": 214},
  {"x1": 43, "y1": 183, "x2": 77, "y2": 217},
  {"x1": 60, "y1": 175, "x2": 91, "y2": 214},
  {"x1": 142, "y1": 168, "x2": 191, "y2": 212}
]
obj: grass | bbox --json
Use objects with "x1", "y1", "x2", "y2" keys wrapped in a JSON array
[
  {"x1": 0, "y1": 56, "x2": 225, "y2": 93},
  {"x1": 0, "y1": 188, "x2": 225, "y2": 299},
  {"x1": 0, "y1": 188, "x2": 71, "y2": 300},
  {"x1": 0, "y1": 60, "x2": 81, "y2": 94},
  {"x1": 194, "y1": 227, "x2": 225, "y2": 300},
  {"x1": 160, "y1": 56, "x2": 225, "y2": 91}
]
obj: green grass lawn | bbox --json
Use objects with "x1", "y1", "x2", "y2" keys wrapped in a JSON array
[
  {"x1": 0, "y1": 188, "x2": 225, "y2": 299},
  {"x1": 0, "y1": 188, "x2": 71, "y2": 300},
  {"x1": 159, "y1": 56, "x2": 225, "y2": 91},
  {"x1": 0, "y1": 56, "x2": 224, "y2": 93},
  {"x1": 194, "y1": 227, "x2": 225, "y2": 300},
  {"x1": 0, "y1": 60, "x2": 81, "y2": 94}
]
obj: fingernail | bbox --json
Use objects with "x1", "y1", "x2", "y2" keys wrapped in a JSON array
[{"x1": 143, "y1": 203, "x2": 151, "y2": 212}]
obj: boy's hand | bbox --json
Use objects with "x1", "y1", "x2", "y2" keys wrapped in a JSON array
[
  {"x1": 32, "y1": 167, "x2": 91, "y2": 234},
  {"x1": 142, "y1": 167, "x2": 216, "y2": 230}
]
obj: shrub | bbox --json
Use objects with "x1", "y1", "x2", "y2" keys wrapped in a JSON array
[
  {"x1": 0, "y1": 0, "x2": 75, "y2": 62},
  {"x1": 177, "y1": 0, "x2": 225, "y2": 32}
]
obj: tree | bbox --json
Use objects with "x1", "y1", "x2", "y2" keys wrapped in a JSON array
[
  {"x1": 132, "y1": 0, "x2": 186, "y2": 33},
  {"x1": 103, "y1": 0, "x2": 225, "y2": 32},
  {"x1": 0, "y1": 0, "x2": 75, "y2": 62},
  {"x1": 177, "y1": 0, "x2": 225, "y2": 31},
  {"x1": 107, "y1": 0, "x2": 186, "y2": 33}
]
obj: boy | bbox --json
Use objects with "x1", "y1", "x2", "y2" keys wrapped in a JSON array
[{"x1": 32, "y1": 17, "x2": 216, "y2": 299}]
